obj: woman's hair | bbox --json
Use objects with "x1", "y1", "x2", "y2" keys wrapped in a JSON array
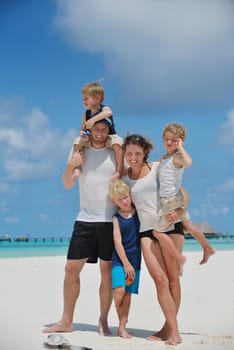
[
  {"x1": 122, "y1": 133, "x2": 154, "y2": 162},
  {"x1": 108, "y1": 180, "x2": 130, "y2": 201},
  {"x1": 163, "y1": 122, "x2": 187, "y2": 141},
  {"x1": 82, "y1": 82, "x2": 104, "y2": 103}
]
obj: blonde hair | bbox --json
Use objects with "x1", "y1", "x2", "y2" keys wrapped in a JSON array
[
  {"x1": 82, "y1": 82, "x2": 104, "y2": 103},
  {"x1": 163, "y1": 122, "x2": 187, "y2": 141},
  {"x1": 108, "y1": 180, "x2": 130, "y2": 201}
]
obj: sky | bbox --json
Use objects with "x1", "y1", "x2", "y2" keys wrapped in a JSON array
[{"x1": 0, "y1": 0, "x2": 234, "y2": 238}]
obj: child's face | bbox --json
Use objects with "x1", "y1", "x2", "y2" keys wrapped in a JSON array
[
  {"x1": 114, "y1": 193, "x2": 132, "y2": 210},
  {"x1": 163, "y1": 131, "x2": 179, "y2": 153},
  {"x1": 82, "y1": 93, "x2": 101, "y2": 110}
]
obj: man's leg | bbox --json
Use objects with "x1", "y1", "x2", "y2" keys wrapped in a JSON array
[
  {"x1": 42, "y1": 258, "x2": 86, "y2": 333},
  {"x1": 98, "y1": 259, "x2": 113, "y2": 336}
]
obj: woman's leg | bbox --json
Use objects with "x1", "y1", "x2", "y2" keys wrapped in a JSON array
[{"x1": 141, "y1": 238, "x2": 181, "y2": 345}]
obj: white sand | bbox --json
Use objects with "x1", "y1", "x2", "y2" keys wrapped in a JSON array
[{"x1": 1, "y1": 250, "x2": 234, "y2": 350}]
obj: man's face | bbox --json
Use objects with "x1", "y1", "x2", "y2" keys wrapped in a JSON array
[{"x1": 91, "y1": 123, "x2": 109, "y2": 145}]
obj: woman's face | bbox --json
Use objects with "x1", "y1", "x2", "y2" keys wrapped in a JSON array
[{"x1": 124, "y1": 143, "x2": 145, "y2": 168}]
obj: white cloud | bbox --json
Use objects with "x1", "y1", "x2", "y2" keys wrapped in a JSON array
[
  {"x1": 40, "y1": 213, "x2": 49, "y2": 221},
  {"x1": 5, "y1": 216, "x2": 20, "y2": 224},
  {"x1": 53, "y1": 0, "x2": 234, "y2": 112},
  {"x1": 218, "y1": 109, "x2": 234, "y2": 153},
  {"x1": 191, "y1": 185, "x2": 231, "y2": 220},
  {"x1": 0, "y1": 97, "x2": 77, "y2": 181}
]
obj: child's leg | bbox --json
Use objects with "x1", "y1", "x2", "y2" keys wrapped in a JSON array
[
  {"x1": 106, "y1": 135, "x2": 123, "y2": 181},
  {"x1": 111, "y1": 143, "x2": 123, "y2": 181},
  {"x1": 153, "y1": 229, "x2": 186, "y2": 275},
  {"x1": 113, "y1": 287, "x2": 132, "y2": 339},
  {"x1": 182, "y1": 221, "x2": 216, "y2": 264}
]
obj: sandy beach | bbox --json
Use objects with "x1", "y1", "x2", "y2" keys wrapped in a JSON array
[{"x1": 1, "y1": 250, "x2": 234, "y2": 350}]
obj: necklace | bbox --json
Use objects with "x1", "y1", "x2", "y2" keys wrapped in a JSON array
[{"x1": 129, "y1": 163, "x2": 151, "y2": 179}]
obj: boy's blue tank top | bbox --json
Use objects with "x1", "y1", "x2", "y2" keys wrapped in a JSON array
[
  {"x1": 85, "y1": 104, "x2": 116, "y2": 135},
  {"x1": 111, "y1": 211, "x2": 141, "y2": 269}
]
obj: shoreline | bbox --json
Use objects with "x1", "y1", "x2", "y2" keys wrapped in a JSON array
[{"x1": 1, "y1": 251, "x2": 234, "y2": 349}]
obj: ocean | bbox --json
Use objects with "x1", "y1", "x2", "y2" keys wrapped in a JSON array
[{"x1": 0, "y1": 236, "x2": 234, "y2": 258}]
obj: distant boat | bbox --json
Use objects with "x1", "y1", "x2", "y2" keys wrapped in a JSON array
[
  {"x1": 0, "y1": 234, "x2": 12, "y2": 242},
  {"x1": 14, "y1": 235, "x2": 29, "y2": 242}
]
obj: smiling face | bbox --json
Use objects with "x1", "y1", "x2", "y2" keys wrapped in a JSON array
[
  {"x1": 124, "y1": 143, "x2": 145, "y2": 169},
  {"x1": 90, "y1": 122, "x2": 110, "y2": 148}
]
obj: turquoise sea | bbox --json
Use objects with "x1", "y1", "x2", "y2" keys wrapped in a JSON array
[{"x1": 0, "y1": 236, "x2": 234, "y2": 258}]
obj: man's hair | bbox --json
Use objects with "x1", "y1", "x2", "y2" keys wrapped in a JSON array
[
  {"x1": 108, "y1": 180, "x2": 130, "y2": 201},
  {"x1": 82, "y1": 82, "x2": 104, "y2": 103},
  {"x1": 163, "y1": 122, "x2": 187, "y2": 141}
]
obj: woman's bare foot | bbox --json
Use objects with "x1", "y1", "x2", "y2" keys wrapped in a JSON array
[
  {"x1": 42, "y1": 320, "x2": 73, "y2": 333},
  {"x1": 165, "y1": 332, "x2": 182, "y2": 345},
  {"x1": 118, "y1": 329, "x2": 132, "y2": 339},
  {"x1": 98, "y1": 319, "x2": 112, "y2": 336},
  {"x1": 199, "y1": 246, "x2": 216, "y2": 265}
]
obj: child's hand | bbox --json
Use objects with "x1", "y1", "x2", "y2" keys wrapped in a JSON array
[
  {"x1": 84, "y1": 119, "x2": 95, "y2": 130},
  {"x1": 177, "y1": 138, "x2": 184, "y2": 150},
  {"x1": 124, "y1": 263, "x2": 135, "y2": 280}
]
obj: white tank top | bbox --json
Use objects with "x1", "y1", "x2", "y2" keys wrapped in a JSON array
[
  {"x1": 123, "y1": 162, "x2": 160, "y2": 232},
  {"x1": 159, "y1": 153, "x2": 184, "y2": 197},
  {"x1": 69, "y1": 147, "x2": 117, "y2": 222}
]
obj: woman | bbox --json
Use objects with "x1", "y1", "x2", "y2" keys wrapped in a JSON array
[{"x1": 122, "y1": 133, "x2": 187, "y2": 346}]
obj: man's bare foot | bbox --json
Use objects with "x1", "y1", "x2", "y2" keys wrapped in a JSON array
[
  {"x1": 118, "y1": 329, "x2": 132, "y2": 339},
  {"x1": 98, "y1": 319, "x2": 112, "y2": 336},
  {"x1": 178, "y1": 255, "x2": 187, "y2": 276},
  {"x1": 199, "y1": 246, "x2": 216, "y2": 265},
  {"x1": 42, "y1": 320, "x2": 73, "y2": 333}
]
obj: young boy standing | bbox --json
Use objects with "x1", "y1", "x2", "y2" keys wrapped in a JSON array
[{"x1": 108, "y1": 180, "x2": 141, "y2": 338}]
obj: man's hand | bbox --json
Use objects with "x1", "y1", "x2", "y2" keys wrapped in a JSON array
[{"x1": 70, "y1": 151, "x2": 85, "y2": 168}]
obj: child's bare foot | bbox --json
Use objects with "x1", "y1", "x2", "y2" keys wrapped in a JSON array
[
  {"x1": 178, "y1": 255, "x2": 187, "y2": 276},
  {"x1": 118, "y1": 329, "x2": 132, "y2": 339},
  {"x1": 199, "y1": 246, "x2": 216, "y2": 265}
]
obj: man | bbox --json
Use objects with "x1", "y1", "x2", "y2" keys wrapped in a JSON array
[{"x1": 43, "y1": 119, "x2": 118, "y2": 335}]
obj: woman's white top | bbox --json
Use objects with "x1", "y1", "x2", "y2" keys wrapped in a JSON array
[{"x1": 123, "y1": 162, "x2": 160, "y2": 232}]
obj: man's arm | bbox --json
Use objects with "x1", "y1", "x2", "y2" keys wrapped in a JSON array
[{"x1": 62, "y1": 151, "x2": 85, "y2": 190}]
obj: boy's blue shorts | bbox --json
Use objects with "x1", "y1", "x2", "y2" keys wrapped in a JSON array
[{"x1": 112, "y1": 265, "x2": 140, "y2": 294}]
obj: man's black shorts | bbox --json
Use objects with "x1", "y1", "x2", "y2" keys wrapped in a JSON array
[{"x1": 67, "y1": 221, "x2": 114, "y2": 261}]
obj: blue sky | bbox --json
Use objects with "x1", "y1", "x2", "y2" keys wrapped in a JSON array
[{"x1": 0, "y1": 0, "x2": 234, "y2": 237}]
